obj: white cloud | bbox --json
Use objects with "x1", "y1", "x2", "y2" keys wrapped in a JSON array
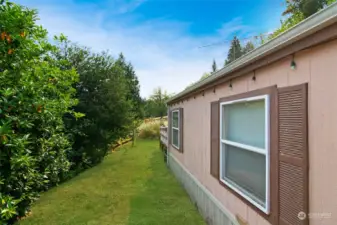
[
  {"x1": 217, "y1": 17, "x2": 251, "y2": 37},
  {"x1": 14, "y1": 0, "x2": 253, "y2": 97},
  {"x1": 113, "y1": 0, "x2": 146, "y2": 14}
]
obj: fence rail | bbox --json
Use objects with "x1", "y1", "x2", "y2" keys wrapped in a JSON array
[
  {"x1": 160, "y1": 126, "x2": 168, "y2": 147},
  {"x1": 159, "y1": 126, "x2": 168, "y2": 163}
]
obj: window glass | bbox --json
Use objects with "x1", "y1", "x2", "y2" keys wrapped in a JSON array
[
  {"x1": 172, "y1": 128, "x2": 179, "y2": 147},
  {"x1": 222, "y1": 143, "x2": 266, "y2": 205},
  {"x1": 222, "y1": 99, "x2": 265, "y2": 148},
  {"x1": 220, "y1": 96, "x2": 269, "y2": 212},
  {"x1": 172, "y1": 111, "x2": 179, "y2": 128}
]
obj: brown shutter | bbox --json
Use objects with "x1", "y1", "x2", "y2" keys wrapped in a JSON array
[
  {"x1": 210, "y1": 101, "x2": 220, "y2": 179},
  {"x1": 278, "y1": 83, "x2": 309, "y2": 225},
  {"x1": 168, "y1": 109, "x2": 172, "y2": 145},
  {"x1": 179, "y1": 108, "x2": 184, "y2": 153}
]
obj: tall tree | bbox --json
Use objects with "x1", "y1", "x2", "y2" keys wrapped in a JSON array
[
  {"x1": 243, "y1": 41, "x2": 255, "y2": 55},
  {"x1": 116, "y1": 53, "x2": 143, "y2": 120},
  {"x1": 144, "y1": 88, "x2": 170, "y2": 118},
  {"x1": 212, "y1": 59, "x2": 217, "y2": 73},
  {"x1": 225, "y1": 36, "x2": 243, "y2": 65}
]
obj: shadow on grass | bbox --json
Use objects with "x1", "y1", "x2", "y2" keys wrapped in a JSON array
[{"x1": 127, "y1": 150, "x2": 205, "y2": 225}]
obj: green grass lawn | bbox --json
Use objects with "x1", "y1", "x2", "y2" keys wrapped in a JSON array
[{"x1": 19, "y1": 140, "x2": 205, "y2": 225}]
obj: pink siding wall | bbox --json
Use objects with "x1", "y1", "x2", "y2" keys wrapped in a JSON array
[{"x1": 169, "y1": 39, "x2": 337, "y2": 225}]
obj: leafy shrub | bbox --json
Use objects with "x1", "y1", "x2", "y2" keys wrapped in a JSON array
[
  {"x1": 0, "y1": 1, "x2": 78, "y2": 223},
  {"x1": 269, "y1": 0, "x2": 337, "y2": 40},
  {"x1": 0, "y1": 1, "x2": 143, "y2": 223}
]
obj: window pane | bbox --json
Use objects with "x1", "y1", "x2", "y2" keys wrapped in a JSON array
[
  {"x1": 172, "y1": 111, "x2": 179, "y2": 128},
  {"x1": 222, "y1": 99, "x2": 265, "y2": 148},
  {"x1": 172, "y1": 129, "x2": 179, "y2": 147},
  {"x1": 222, "y1": 143, "x2": 266, "y2": 205}
]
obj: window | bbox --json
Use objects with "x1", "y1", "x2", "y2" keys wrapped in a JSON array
[
  {"x1": 220, "y1": 95, "x2": 270, "y2": 214},
  {"x1": 171, "y1": 110, "x2": 180, "y2": 149}
]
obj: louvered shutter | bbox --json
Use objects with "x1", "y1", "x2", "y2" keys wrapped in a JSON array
[
  {"x1": 168, "y1": 109, "x2": 172, "y2": 146},
  {"x1": 210, "y1": 101, "x2": 220, "y2": 179},
  {"x1": 278, "y1": 83, "x2": 309, "y2": 225},
  {"x1": 178, "y1": 108, "x2": 184, "y2": 153}
]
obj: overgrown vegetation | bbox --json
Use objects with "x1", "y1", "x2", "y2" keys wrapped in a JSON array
[
  {"x1": 138, "y1": 118, "x2": 167, "y2": 139},
  {"x1": 269, "y1": 0, "x2": 336, "y2": 39},
  {"x1": 0, "y1": 1, "x2": 142, "y2": 224}
]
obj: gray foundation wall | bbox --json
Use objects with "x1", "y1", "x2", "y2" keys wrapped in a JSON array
[{"x1": 168, "y1": 153, "x2": 239, "y2": 225}]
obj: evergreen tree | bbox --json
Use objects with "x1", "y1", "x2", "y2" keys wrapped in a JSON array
[
  {"x1": 225, "y1": 36, "x2": 243, "y2": 65},
  {"x1": 116, "y1": 53, "x2": 143, "y2": 120},
  {"x1": 115, "y1": 54, "x2": 144, "y2": 146},
  {"x1": 212, "y1": 59, "x2": 217, "y2": 73}
]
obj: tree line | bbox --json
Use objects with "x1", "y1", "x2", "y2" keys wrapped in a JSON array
[
  {"x1": 143, "y1": 87, "x2": 172, "y2": 118},
  {"x1": 0, "y1": 1, "x2": 142, "y2": 223}
]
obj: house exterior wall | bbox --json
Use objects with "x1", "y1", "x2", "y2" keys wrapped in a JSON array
[{"x1": 168, "y1": 39, "x2": 337, "y2": 225}]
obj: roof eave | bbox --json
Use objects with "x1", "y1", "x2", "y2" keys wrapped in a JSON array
[{"x1": 167, "y1": 2, "x2": 337, "y2": 104}]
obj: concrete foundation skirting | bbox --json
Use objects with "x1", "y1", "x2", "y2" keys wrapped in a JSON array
[{"x1": 168, "y1": 153, "x2": 239, "y2": 225}]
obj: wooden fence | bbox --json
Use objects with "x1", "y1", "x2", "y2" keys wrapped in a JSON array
[
  {"x1": 160, "y1": 126, "x2": 168, "y2": 147},
  {"x1": 159, "y1": 126, "x2": 168, "y2": 163}
]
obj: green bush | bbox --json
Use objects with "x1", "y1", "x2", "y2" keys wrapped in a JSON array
[
  {"x1": 0, "y1": 1, "x2": 143, "y2": 223},
  {"x1": 0, "y1": 1, "x2": 78, "y2": 223}
]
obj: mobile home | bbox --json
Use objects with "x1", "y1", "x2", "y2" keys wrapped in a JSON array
[{"x1": 164, "y1": 4, "x2": 337, "y2": 225}]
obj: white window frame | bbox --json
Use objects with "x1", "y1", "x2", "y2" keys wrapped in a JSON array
[
  {"x1": 219, "y1": 94, "x2": 270, "y2": 214},
  {"x1": 171, "y1": 110, "x2": 180, "y2": 149}
]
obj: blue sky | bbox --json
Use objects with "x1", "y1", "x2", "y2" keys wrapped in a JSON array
[{"x1": 14, "y1": 0, "x2": 285, "y2": 97}]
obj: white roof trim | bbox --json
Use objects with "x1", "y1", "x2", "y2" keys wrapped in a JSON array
[{"x1": 168, "y1": 2, "x2": 337, "y2": 103}]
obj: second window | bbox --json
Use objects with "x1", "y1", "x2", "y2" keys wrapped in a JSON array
[{"x1": 172, "y1": 110, "x2": 180, "y2": 149}]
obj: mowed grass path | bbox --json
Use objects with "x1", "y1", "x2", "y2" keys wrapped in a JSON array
[{"x1": 19, "y1": 140, "x2": 205, "y2": 225}]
